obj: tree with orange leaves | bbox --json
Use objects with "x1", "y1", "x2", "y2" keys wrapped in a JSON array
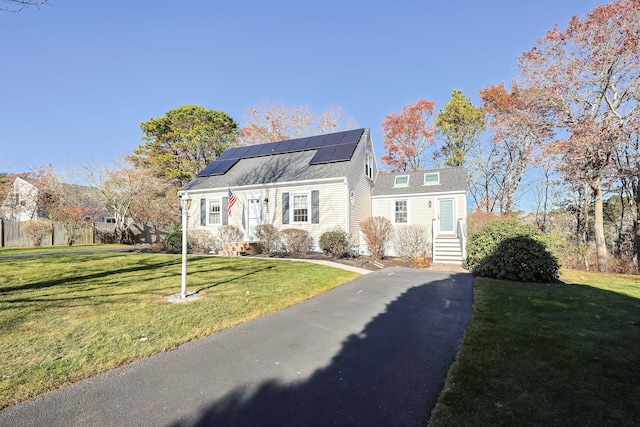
[
  {"x1": 380, "y1": 99, "x2": 438, "y2": 172},
  {"x1": 518, "y1": 0, "x2": 640, "y2": 271},
  {"x1": 478, "y1": 82, "x2": 558, "y2": 214}
]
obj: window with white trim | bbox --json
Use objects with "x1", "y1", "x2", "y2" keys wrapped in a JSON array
[
  {"x1": 424, "y1": 172, "x2": 440, "y2": 185},
  {"x1": 394, "y1": 175, "x2": 409, "y2": 187},
  {"x1": 365, "y1": 151, "x2": 373, "y2": 180},
  {"x1": 208, "y1": 199, "x2": 221, "y2": 225},
  {"x1": 292, "y1": 194, "x2": 309, "y2": 223},
  {"x1": 395, "y1": 200, "x2": 408, "y2": 224}
]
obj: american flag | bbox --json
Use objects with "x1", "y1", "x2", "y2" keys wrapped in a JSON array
[{"x1": 228, "y1": 188, "x2": 237, "y2": 216}]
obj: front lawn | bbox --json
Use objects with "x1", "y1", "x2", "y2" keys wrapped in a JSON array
[
  {"x1": 0, "y1": 244, "x2": 130, "y2": 256},
  {"x1": 429, "y1": 269, "x2": 640, "y2": 426},
  {"x1": 0, "y1": 253, "x2": 359, "y2": 408}
]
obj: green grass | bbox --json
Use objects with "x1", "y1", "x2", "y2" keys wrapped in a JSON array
[
  {"x1": 0, "y1": 244, "x2": 130, "y2": 256},
  {"x1": 0, "y1": 253, "x2": 359, "y2": 408},
  {"x1": 429, "y1": 270, "x2": 640, "y2": 427}
]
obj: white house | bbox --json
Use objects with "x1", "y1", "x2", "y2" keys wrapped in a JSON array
[
  {"x1": 0, "y1": 176, "x2": 115, "y2": 224},
  {"x1": 179, "y1": 128, "x2": 467, "y2": 264}
]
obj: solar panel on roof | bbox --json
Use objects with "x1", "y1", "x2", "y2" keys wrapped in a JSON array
[
  {"x1": 231, "y1": 146, "x2": 253, "y2": 159},
  {"x1": 289, "y1": 138, "x2": 308, "y2": 151},
  {"x1": 309, "y1": 146, "x2": 336, "y2": 164},
  {"x1": 330, "y1": 142, "x2": 357, "y2": 161},
  {"x1": 272, "y1": 139, "x2": 294, "y2": 154},
  {"x1": 304, "y1": 135, "x2": 325, "y2": 149},
  {"x1": 322, "y1": 133, "x2": 342, "y2": 146},
  {"x1": 210, "y1": 159, "x2": 239, "y2": 175},
  {"x1": 340, "y1": 129, "x2": 364, "y2": 144},
  {"x1": 197, "y1": 162, "x2": 219, "y2": 177},
  {"x1": 198, "y1": 129, "x2": 366, "y2": 176},
  {"x1": 254, "y1": 142, "x2": 275, "y2": 156},
  {"x1": 197, "y1": 158, "x2": 239, "y2": 176},
  {"x1": 216, "y1": 148, "x2": 237, "y2": 161}
]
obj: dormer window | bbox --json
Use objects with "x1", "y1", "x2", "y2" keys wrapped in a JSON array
[
  {"x1": 394, "y1": 175, "x2": 409, "y2": 187},
  {"x1": 424, "y1": 172, "x2": 440, "y2": 185}
]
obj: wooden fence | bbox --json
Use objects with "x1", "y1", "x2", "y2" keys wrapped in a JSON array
[{"x1": 0, "y1": 219, "x2": 168, "y2": 248}]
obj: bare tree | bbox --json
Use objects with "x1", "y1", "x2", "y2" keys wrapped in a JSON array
[{"x1": 1, "y1": 0, "x2": 49, "y2": 12}]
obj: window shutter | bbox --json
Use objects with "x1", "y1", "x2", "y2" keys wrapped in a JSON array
[
  {"x1": 200, "y1": 198, "x2": 206, "y2": 226},
  {"x1": 222, "y1": 197, "x2": 229, "y2": 225},
  {"x1": 282, "y1": 192, "x2": 289, "y2": 224},
  {"x1": 311, "y1": 190, "x2": 319, "y2": 224}
]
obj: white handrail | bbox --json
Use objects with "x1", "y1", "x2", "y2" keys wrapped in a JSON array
[
  {"x1": 457, "y1": 218, "x2": 467, "y2": 260},
  {"x1": 432, "y1": 218, "x2": 437, "y2": 258}
]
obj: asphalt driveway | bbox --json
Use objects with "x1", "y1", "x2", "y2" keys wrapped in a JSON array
[{"x1": 0, "y1": 267, "x2": 474, "y2": 427}]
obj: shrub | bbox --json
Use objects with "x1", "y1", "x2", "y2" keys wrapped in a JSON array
[
  {"x1": 214, "y1": 225, "x2": 244, "y2": 252},
  {"x1": 360, "y1": 216, "x2": 393, "y2": 260},
  {"x1": 394, "y1": 225, "x2": 430, "y2": 261},
  {"x1": 281, "y1": 228, "x2": 312, "y2": 253},
  {"x1": 20, "y1": 219, "x2": 52, "y2": 247},
  {"x1": 319, "y1": 227, "x2": 351, "y2": 258},
  {"x1": 466, "y1": 211, "x2": 514, "y2": 236},
  {"x1": 255, "y1": 224, "x2": 281, "y2": 253},
  {"x1": 467, "y1": 219, "x2": 559, "y2": 282},
  {"x1": 188, "y1": 229, "x2": 214, "y2": 254},
  {"x1": 165, "y1": 225, "x2": 183, "y2": 252}
]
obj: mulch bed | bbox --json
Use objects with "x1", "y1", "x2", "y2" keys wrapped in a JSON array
[{"x1": 252, "y1": 251, "x2": 422, "y2": 271}]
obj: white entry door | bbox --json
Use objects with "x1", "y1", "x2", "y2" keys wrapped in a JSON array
[
  {"x1": 247, "y1": 198, "x2": 262, "y2": 239},
  {"x1": 438, "y1": 199, "x2": 455, "y2": 234}
]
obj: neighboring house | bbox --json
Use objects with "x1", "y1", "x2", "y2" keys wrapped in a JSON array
[
  {"x1": 0, "y1": 176, "x2": 115, "y2": 224},
  {"x1": 180, "y1": 128, "x2": 467, "y2": 264},
  {"x1": 0, "y1": 177, "x2": 39, "y2": 221}
]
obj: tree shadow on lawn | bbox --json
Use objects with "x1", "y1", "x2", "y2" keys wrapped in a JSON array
[
  {"x1": 169, "y1": 273, "x2": 474, "y2": 427},
  {"x1": 2, "y1": 263, "x2": 275, "y2": 307},
  {"x1": 0, "y1": 255, "x2": 267, "y2": 295},
  {"x1": 428, "y1": 277, "x2": 640, "y2": 427}
]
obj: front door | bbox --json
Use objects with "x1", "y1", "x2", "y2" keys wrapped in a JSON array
[
  {"x1": 247, "y1": 197, "x2": 262, "y2": 239},
  {"x1": 438, "y1": 199, "x2": 455, "y2": 234}
]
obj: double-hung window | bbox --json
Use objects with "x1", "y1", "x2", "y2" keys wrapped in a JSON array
[
  {"x1": 395, "y1": 200, "x2": 408, "y2": 224},
  {"x1": 365, "y1": 151, "x2": 373, "y2": 180},
  {"x1": 292, "y1": 194, "x2": 309, "y2": 223},
  {"x1": 208, "y1": 199, "x2": 221, "y2": 225}
]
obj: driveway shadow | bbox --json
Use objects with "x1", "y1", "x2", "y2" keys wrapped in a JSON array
[{"x1": 172, "y1": 272, "x2": 474, "y2": 427}]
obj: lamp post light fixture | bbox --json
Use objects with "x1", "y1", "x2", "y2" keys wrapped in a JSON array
[{"x1": 180, "y1": 194, "x2": 192, "y2": 300}]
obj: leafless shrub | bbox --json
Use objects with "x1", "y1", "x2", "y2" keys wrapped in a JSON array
[
  {"x1": 20, "y1": 219, "x2": 52, "y2": 247},
  {"x1": 213, "y1": 225, "x2": 244, "y2": 251},
  {"x1": 255, "y1": 224, "x2": 281, "y2": 253},
  {"x1": 394, "y1": 225, "x2": 430, "y2": 261},
  {"x1": 360, "y1": 216, "x2": 393, "y2": 260},
  {"x1": 187, "y1": 229, "x2": 214, "y2": 254},
  {"x1": 281, "y1": 228, "x2": 312, "y2": 253}
]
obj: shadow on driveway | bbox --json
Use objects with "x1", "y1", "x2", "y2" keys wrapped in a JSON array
[{"x1": 173, "y1": 270, "x2": 473, "y2": 427}]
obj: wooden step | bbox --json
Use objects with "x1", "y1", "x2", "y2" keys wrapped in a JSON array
[{"x1": 217, "y1": 241, "x2": 263, "y2": 257}]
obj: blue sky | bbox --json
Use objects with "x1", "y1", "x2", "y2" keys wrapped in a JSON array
[{"x1": 1, "y1": 0, "x2": 607, "y2": 181}]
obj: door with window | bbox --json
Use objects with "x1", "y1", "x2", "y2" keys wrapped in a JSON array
[
  {"x1": 438, "y1": 199, "x2": 455, "y2": 234},
  {"x1": 247, "y1": 198, "x2": 262, "y2": 239}
]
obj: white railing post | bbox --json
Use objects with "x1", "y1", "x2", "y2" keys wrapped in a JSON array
[
  {"x1": 432, "y1": 218, "x2": 437, "y2": 259},
  {"x1": 457, "y1": 219, "x2": 467, "y2": 260}
]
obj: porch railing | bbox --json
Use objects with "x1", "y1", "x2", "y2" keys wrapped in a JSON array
[{"x1": 457, "y1": 218, "x2": 467, "y2": 260}]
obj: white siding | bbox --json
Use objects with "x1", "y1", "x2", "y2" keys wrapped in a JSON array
[
  {"x1": 185, "y1": 179, "x2": 347, "y2": 251},
  {"x1": 372, "y1": 192, "x2": 466, "y2": 255},
  {"x1": 345, "y1": 131, "x2": 374, "y2": 247}
]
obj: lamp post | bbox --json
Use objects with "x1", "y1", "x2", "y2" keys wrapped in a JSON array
[{"x1": 180, "y1": 194, "x2": 192, "y2": 300}]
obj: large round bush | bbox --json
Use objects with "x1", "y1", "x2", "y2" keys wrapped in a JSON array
[
  {"x1": 466, "y1": 219, "x2": 559, "y2": 282},
  {"x1": 319, "y1": 227, "x2": 351, "y2": 258}
]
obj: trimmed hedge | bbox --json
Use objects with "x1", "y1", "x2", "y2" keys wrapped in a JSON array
[{"x1": 467, "y1": 219, "x2": 559, "y2": 282}]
